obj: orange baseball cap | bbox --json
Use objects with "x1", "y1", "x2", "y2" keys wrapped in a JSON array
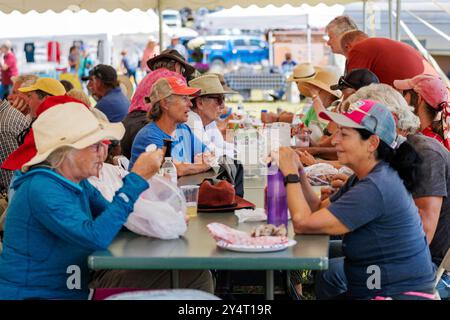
[{"x1": 146, "y1": 76, "x2": 200, "y2": 105}]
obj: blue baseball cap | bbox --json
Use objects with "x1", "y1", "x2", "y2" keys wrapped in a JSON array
[{"x1": 320, "y1": 99, "x2": 400, "y2": 149}]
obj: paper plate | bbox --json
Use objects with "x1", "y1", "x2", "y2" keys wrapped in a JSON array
[{"x1": 216, "y1": 239, "x2": 296, "y2": 253}]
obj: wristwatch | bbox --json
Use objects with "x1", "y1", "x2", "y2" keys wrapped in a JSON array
[{"x1": 284, "y1": 174, "x2": 300, "y2": 186}]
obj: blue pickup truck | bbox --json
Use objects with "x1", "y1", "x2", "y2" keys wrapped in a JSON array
[{"x1": 183, "y1": 35, "x2": 269, "y2": 67}]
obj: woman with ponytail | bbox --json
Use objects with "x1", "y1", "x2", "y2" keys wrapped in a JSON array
[
  {"x1": 394, "y1": 74, "x2": 450, "y2": 151},
  {"x1": 278, "y1": 99, "x2": 435, "y2": 299}
]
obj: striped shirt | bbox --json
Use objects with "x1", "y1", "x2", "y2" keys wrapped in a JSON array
[{"x1": 0, "y1": 100, "x2": 30, "y2": 193}]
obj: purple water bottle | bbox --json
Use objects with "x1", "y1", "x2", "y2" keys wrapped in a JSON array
[{"x1": 266, "y1": 164, "x2": 288, "y2": 229}]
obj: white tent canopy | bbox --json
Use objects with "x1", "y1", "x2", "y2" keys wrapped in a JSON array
[
  {"x1": 0, "y1": 1, "x2": 363, "y2": 13},
  {"x1": 0, "y1": 9, "x2": 160, "y2": 39},
  {"x1": 203, "y1": 4, "x2": 345, "y2": 30}
]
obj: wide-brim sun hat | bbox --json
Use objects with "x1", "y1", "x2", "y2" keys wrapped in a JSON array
[
  {"x1": 146, "y1": 49, "x2": 195, "y2": 77},
  {"x1": 297, "y1": 67, "x2": 342, "y2": 99},
  {"x1": 287, "y1": 62, "x2": 318, "y2": 82},
  {"x1": 22, "y1": 102, "x2": 125, "y2": 171},
  {"x1": 118, "y1": 75, "x2": 134, "y2": 100},
  {"x1": 188, "y1": 74, "x2": 237, "y2": 96}
]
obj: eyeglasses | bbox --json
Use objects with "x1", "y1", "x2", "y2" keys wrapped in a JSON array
[{"x1": 203, "y1": 95, "x2": 225, "y2": 105}]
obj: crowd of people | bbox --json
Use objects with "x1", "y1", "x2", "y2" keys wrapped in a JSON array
[{"x1": 0, "y1": 14, "x2": 448, "y2": 300}]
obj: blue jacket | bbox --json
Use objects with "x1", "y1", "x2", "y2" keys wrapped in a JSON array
[{"x1": 0, "y1": 168, "x2": 148, "y2": 300}]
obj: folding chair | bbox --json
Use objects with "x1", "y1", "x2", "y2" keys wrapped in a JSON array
[{"x1": 434, "y1": 248, "x2": 450, "y2": 300}]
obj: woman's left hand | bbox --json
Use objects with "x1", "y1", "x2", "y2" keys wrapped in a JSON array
[{"x1": 278, "y1": 147, "x2": 303, "y2": 176}]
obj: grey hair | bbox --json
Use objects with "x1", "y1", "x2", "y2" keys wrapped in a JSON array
[
  {"x1": 43, "y1": 146, "x2": 77, "y2": 170},
  {"x1": 344, "y1": 83, "x2": 421, "y2": 134},
  {"x1": 147, "y1": 95, "x2": 175, "y2": 121},
  {"x1": 326, "y1": 15, "x2": 358, "y2": 35}
]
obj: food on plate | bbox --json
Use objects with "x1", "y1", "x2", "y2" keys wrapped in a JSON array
[
  {"x1": 251, "y1": 224, "x2": 287, "y2": 237},
  {"x1": 207, "y1": 222, "x2": 288, "y2": 246}
]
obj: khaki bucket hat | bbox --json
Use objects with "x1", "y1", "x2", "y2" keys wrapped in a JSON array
[
  {"x1": 22, "y1": 102, "x2": 125, "y2": 171},
  {"x1": 188, "y1": 74, "x2": 237, "y2": 96}
]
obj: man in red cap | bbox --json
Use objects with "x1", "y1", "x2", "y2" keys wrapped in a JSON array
[{"x1": 130, "y1": 77, "x2": 213, "y2": 176}]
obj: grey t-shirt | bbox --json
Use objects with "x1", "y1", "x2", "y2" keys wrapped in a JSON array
[{"x1": 408, "y1": 133, "x2": 450, "y2": 265}]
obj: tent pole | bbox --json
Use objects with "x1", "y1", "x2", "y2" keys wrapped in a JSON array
[
  {"x1": 307, "y1": 15, "x2": 312, "y2": 62},
  {"x1": 388, "y1": 0, "x2": 393, "y2": 39},
  {"x1": 396, "y1": 0, "x2": 401, "y2": 40},
  {"x1": 268, "y1": 30, "x2": 274, "y2": 66},
  {"x1": 158, "y1": 0, "x2": 164, "y2": 50},
  {"x1": 362, "y1": 0, "x2": 367, "y2": 33}
]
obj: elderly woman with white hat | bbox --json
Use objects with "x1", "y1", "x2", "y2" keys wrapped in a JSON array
[{"x1": 0, "y1": 102, "x2": 172, "y2": 299}]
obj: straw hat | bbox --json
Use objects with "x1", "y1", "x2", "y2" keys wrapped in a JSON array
[
  {"x1": 287, "y1": 63, "x2": 318, "y2": 82},
  {"x1": 22, "y1": 102, "x2": 125, "y2": 171},
  {"x1": 118, "y1": 75, "x2": 134, "y2": 100},
  {"x1": 297, "y1": 67, "x2": 342, "y2": 98},
  {"x1": 206, "y1": 72, "x2": 233, "y2": 91},
  {"x1": 188, "y1": 74, "x2": 237, "y2": 96}
]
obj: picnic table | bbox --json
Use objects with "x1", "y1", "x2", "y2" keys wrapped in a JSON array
[
  {"x1": 224, "y1": 71, "x2": 286, "y2": 101},
  {"x1": 88, "y1": 211, "x2": 329, "y2": 300}
]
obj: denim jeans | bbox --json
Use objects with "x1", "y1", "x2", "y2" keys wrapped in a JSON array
[
  {"x1": 0, "y1": 84, "x2": 11, "y2": 100},
  {"x1": 437, "y1": 272, "x2": 450, "y2": 300},
  {"x1": 314, "y1": 240, "x2": 347, "y2": 300}
]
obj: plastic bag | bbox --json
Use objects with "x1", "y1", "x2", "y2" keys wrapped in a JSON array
[{"x1": 125, "y1": 175, "x2": 187, "y2": 240}]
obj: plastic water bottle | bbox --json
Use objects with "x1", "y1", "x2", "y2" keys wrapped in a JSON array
[
  {"x1": 160, "y1": 139, "x2": 177, "y2": 184},
  {"x1": 266, "y1": 164, "x2": 288, "y2": 229}
]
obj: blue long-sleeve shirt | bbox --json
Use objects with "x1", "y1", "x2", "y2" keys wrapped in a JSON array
[{"x1": 0, "y1": 167, "x2": 148, "y2": 300}]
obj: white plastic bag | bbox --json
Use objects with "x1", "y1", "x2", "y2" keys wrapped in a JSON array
[{"x1": 125, "y1": 175, "x2": 187, "y2": 240}]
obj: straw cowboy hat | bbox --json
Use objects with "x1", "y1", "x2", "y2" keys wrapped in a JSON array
[
  {"x1": 118, "y1": 75, "x2": 134, "y2": 100},
  {"x1": 188, "y1": 74, "x2": 237, "y2": 96},
  {"x1": 22, "y1": 102, "x2": 125, "y2": 171},
  {"x1": 296, "y1": 67, "x2": 342, "y2": 99},
  {"x1": 287, "y1": 63, "x2": 319, "y2": 82}
]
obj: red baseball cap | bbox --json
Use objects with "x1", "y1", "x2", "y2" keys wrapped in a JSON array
[
  {"x1": 146, "y1": 76, "x2": 200, "y2": 105},
  {"x1": 393, "y1": 74, "x2": 449, "y2": 110},
  {"x1": 2, "y1": 95, "x2": 90, "y2": 171}
]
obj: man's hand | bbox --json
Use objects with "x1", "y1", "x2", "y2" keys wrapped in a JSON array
[{"x1": 10, "y1": 96, "x2": 30, "y2": 115}]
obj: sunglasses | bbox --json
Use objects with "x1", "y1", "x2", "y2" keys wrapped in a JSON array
[
  {"x1": 336, "y1": 76, "x2": 355, "y2": 90},
  {"x1": 203, "y1": 95, "x2": 225, "y2": 105}
]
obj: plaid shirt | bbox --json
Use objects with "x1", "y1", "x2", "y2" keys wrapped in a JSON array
[{"x1": 0, "y1": 100, "x2": 30, "y2": 193}]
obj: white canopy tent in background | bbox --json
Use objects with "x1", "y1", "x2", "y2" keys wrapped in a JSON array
[
  {"x1": 203, "y1": 4, "x2": 345, "y2": 30},
  {"x1": 0, "y1": 1, "x2": 364, "y2": 12},
  {"x1": 0, "y1": 9, "x2": 192, "y2": 69},
  {"x1": 0, "y1": 0, "x2": 389, "y2": 47}
]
